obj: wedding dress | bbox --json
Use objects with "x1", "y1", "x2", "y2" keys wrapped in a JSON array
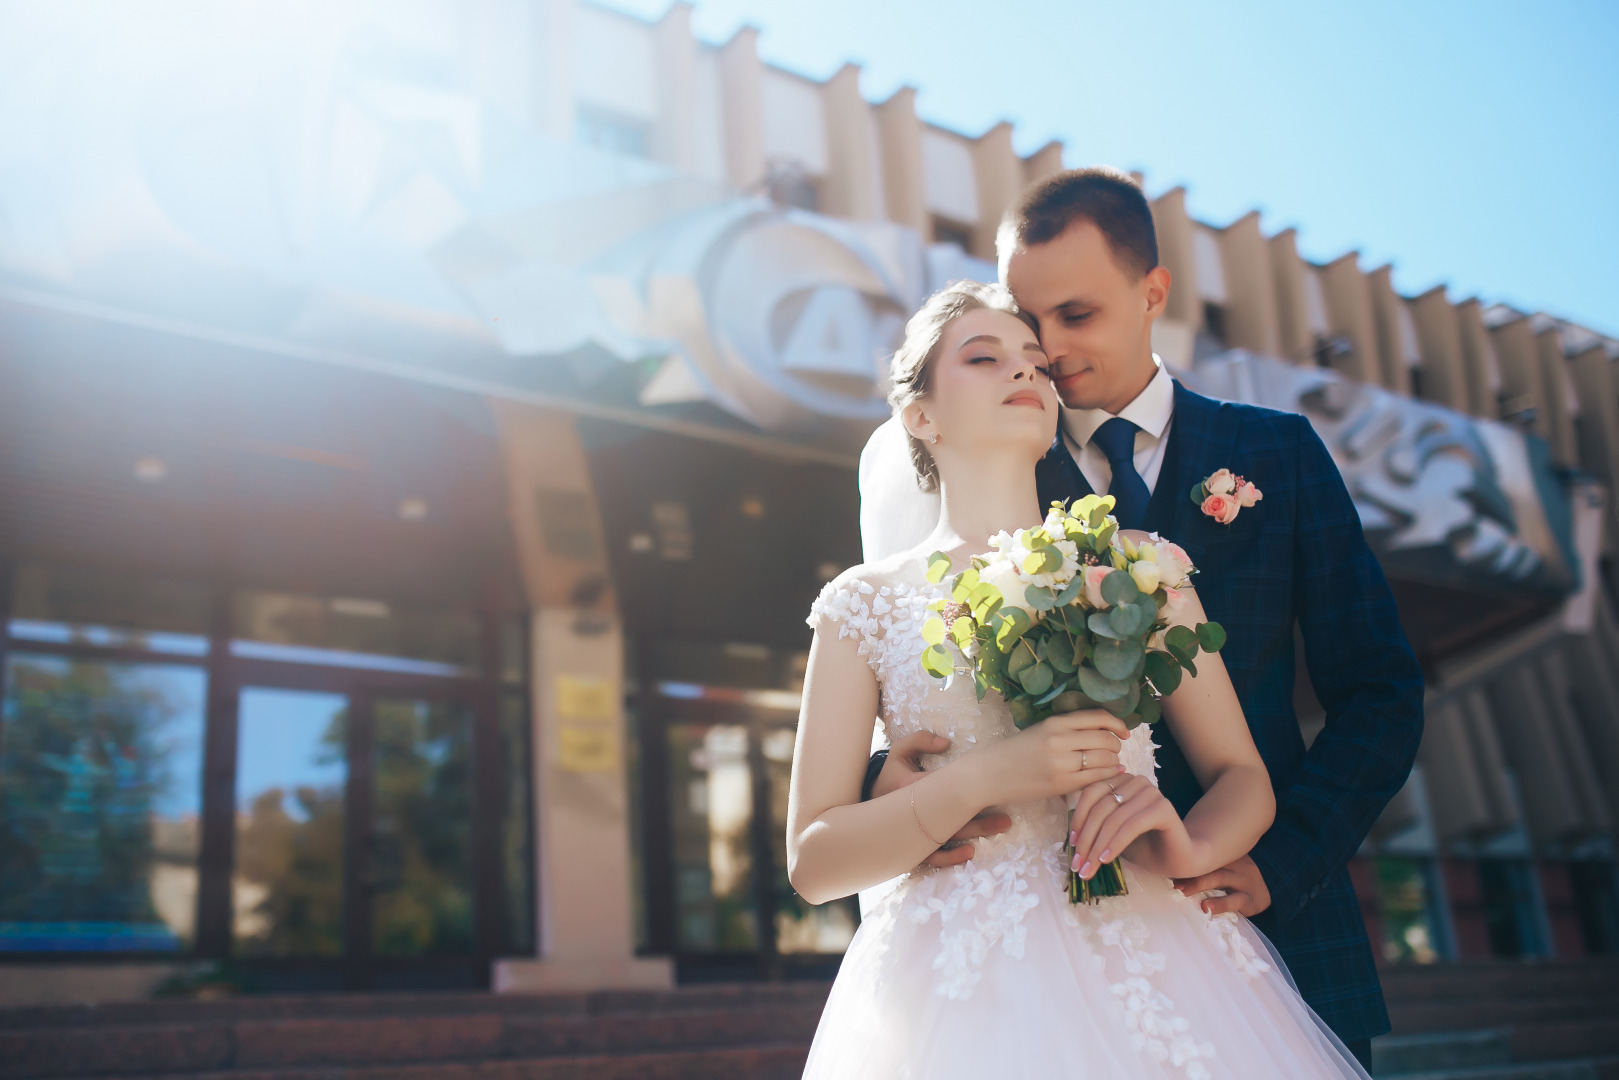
[{"x1": 800, "y1": 553, "x2": 1369, "y2": 1080}]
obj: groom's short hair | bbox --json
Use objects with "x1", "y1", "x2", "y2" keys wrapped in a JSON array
[{"x1": 997, "y1": 167, "x2": 1158, "y2": 281}]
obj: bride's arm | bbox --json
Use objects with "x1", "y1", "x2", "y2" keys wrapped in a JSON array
[
  {"x1": 787, "y1": 624, "x2": 1127, "y2": 905},
  {"x1": 1068, "y1": 587, "x2": 1274, "y2": 881}
]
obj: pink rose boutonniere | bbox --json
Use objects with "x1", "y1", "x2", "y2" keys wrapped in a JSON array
[{"x1": 1191, "y1": 468, "x2": 1262, "y2": 524}]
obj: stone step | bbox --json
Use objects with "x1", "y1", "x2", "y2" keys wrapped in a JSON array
[
  {"x1": 1388, "y1": 997, "x2": 1619, "y2": 1034},
  {"x1": 1378, "y1": 1058, "x2": 1619, "y2": 1080},
  {"x1": 1374, "y1": 1029, "x2": 1513, "y2": 1074},
  {"x1": 52, "y1": 1043, "x2": 814, "y2": 1080},
  {"x1": 1379, "y1": 962, "x2": 1619, "y2": 1004},
  {"x1": 0, "y1": 1003, "x2": 825, "y2": 1080}
]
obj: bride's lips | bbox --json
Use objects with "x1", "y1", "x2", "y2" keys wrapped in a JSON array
[{"x1": 1003, "y1": 389, "x2": 1046, "y2": 409}]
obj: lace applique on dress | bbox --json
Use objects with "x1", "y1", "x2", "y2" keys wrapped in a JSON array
[
  {"x1": 808, "y1": 574, "x2": 939, "y2": 739},
  {"x1": 902, "y1": 844, "x2": 1042, "y2": 1001}
]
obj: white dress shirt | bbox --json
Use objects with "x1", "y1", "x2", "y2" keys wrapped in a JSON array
[{"x1": 1060, "y1": 355, "x2": 1177, "y2": 496}]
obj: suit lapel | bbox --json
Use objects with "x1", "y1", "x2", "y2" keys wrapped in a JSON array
[
  {"x1": 1035, "y1": 430, "x2": 1093, "y2": 508},
  {"x1": 1149, "y1": 382, "x2": 1244, "y2": 562}
]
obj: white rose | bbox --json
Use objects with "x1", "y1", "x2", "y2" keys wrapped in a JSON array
[
  {"x1": 978, "y1": 555, "x2": 1036, "y2": 615},
  {"x1": 1157, "y1": 541, "x2": 1195, "y2": 589},
  {"x1": 1129, "y1": 560, "x2": 1161, "y2": 595},
  {"x1": 1206, "y1": 469, "x2": 1236, "y2": 496}
]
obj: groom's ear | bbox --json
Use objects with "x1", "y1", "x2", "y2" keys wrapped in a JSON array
[{"x1": 1142, "y1": 265, "x2": 1172, "y2": 322}]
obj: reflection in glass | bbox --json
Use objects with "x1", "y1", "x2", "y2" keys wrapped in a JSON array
[
  {"x1": 763, "y1": 726, "x2": 857, "y2": 954},
  {"x1": 667, "y1": 723, "x2": 756, "y2": 951},
  {"x1": 0, "y1": 655, "x2": 205, "y2": 951},
  {"x1": 1479, "y1": 859, "x2": 1548, "y2": 958},
  {"x1": 1373, "y1": 857, "x2": 1440, "y2": 964},
  {"x1": 371, "y1": 699, "x2": 474, "y2": 956},
  {"x1": 500, "y1": 694, "x2": 535, "y2": 954},
  {"x1": 231, "y1": 592, "x2": 479, "y2": 676},
  {"x1": 233, "y1": 688, "x2": 347, "y2": 956},
  {"x1": 9, "y1": 565, "x2": 210, "y2": 657}
]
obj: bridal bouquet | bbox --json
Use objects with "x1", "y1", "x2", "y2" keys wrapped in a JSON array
[{"x1": 919, "y1": 494, "x2": 1225, "y2": 903}]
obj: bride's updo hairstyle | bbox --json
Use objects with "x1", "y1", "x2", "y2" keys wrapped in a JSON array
[{"x1": 887, "y1": 280, "x2": 1035, "y2": 492}]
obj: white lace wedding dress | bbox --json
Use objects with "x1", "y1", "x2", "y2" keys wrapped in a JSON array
[{"x1": 801, "y1": 555, "x2": 1369, "y2": 1080}]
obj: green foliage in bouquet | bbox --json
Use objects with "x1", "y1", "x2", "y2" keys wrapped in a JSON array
[{"x1": 917, "y1": 494, "x2": 1227, "y2": 903}]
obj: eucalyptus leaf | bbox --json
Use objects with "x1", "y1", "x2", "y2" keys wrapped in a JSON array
[
  {"x1": 951, "y1": 617, "x2": 976, "y2": 649},
  {"x1": 995, "y1": 606, "x2": 1032, "y2": 650},
  {"x1": 1088, "y1": 611, "x2": 1124, "y2": 640},
  {"x1": 1025, "y1": 584, "x2": 1057, "y2": 612},
  {"x1": 1096, "y1": 519, "x2": 1118, "y2": 548},
  {"x1": 1044, "y1": 633, "x2": 1078, "y2": 674},
  {"x1": 1164, "y1": 624, "x2": 1199, "y2": 655},
  {"x1": 1137, "y1": 694, "x2": 1163, "y2": 725},
  {"x1": 1092, "y1": 638, "x2": 1144, "y2": 680},
  {"x1": 1143, "y1": 650, "x2": 1183, "y2": 696},
  {"x1": 926, "y1": 551, "x2": 953, "y2": 584},
  {"x1": 1032, "y1": 680, "x2": 1069, "y2": 706},
  {"x1": 1189, "y1": 480, "x2": 1208, "y2": 505},
  {"x1": 973, "y1": 671, "x2": 990, "y2": 702},
  {"x1": 951, "y1": 567, "x2": 981, "y2": 602},
  {"x1": 1101, "y1": 681, "x2": 1140, "y2": 718},
  {"x1": 1077, "y1": 664, "x2": 1129, "y2": 703},
  {"x1": 922, "y1": 616, "x2": 946, "y2": 646},
  {"x1": 1100, "y1": 569, "x2": 1139, "y2": 607},
  {"x1": 969, "y1": 582, "x2": 1003, "y2": 623},
  {"x1": 1166, "y1": 643, "x2": 1198, "y2": 678},
  {"x1": 1019, "y1": 661, "x2": 1054, "y2": 696},
  {"x1": 1007, "y1": 698, "x2": 1035, "y2": 730},
  {"x1": 1055, "y1": 575, "x2": 1085, "y2": 606},
  {"x1": 1108, "y1": 602, "x2": 1145, "y2": 638},
  {"x1": 1197, "y1": 621, "x2": 1228, "y2": 653},
  {"x1": 921, "y1": 644, "x2": 953, "y2": 679},
  {"x1": 1007, "y1": 639, "x2": 1038, "y2": 677}
]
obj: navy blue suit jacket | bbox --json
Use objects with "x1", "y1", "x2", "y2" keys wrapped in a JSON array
[{"x1": 1036, "y1": 380, "x2": 1425, "y2": 1043}]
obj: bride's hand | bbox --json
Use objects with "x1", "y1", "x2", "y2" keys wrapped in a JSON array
[
  {"x1": 1068, "y1": 773, "x2": 1201, "y2": 881},
  {"x1": 965, "y1": 709, "x2": 1129, "y2": 808}
]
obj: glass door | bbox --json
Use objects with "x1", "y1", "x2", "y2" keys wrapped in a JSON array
[{"x1": 227, "y1": 686, "x2": 485, "y2": 989}]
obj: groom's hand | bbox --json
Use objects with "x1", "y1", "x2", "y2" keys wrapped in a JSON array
[
  {"x1": 870, "y1": 731, "x2": 1011, "y2": 867},
  {"x1": 1173, "y1": 854, "x2": 1272, "y2": 917}
]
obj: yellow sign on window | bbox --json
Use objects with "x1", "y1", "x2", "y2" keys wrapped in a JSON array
[
  {"x1": 557, "y1": 727, "x2": 618, "y2": 773},
  {"x1": 556, "y1": 675, "x2": 615, "y2": 721}
]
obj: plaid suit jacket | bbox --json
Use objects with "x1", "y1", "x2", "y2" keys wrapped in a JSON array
[{"x1": 1036, "y1": 380, "x2": 1425, "y2": 1044}]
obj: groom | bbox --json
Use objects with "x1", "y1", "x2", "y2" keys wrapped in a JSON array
[{"x1": 866, "y1": 167, "x2": 1424, "y2": 1068}]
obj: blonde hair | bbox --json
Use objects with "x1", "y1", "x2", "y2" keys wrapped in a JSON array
[{"x1": 887, "y1": 280, "x2": 1034, "y2": 492}]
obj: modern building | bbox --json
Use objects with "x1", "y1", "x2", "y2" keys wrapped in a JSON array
[{"x1": 0, "y1": 0, "x2": 1615, "y2": 1005}]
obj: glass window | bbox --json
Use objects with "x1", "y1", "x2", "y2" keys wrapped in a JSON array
[
  {"x1": 0, "y1": 655, "x2": 205, "y2": 952},
  {"x1": 764, "y1": 724, "x2": 857, "y2": 954},
  {"x1": 667, "y1": 722, "x2": 756, "y2": 952},
  {"x1": 371, "y1": 699, "x2": 474, "y2": 957},
  {"x1": 500, "y1": 693, "x2": 535, "y2": 955},
  {"x1": 1373, "y1": 857, "x2": 1442, "y2": 963},
  {"x1": 1479, "y1": 858, "x2": 1549, "y2": 958},
  {"x1": 1570, "y1": 861, "x2": 1619, "y2": 955},
  {"x1": 233, "y1": 688, "x2": 348, "y2": 956},
  {"x1": 231, "y1": 591, "x2": 480, "y2": 676},
  {"x1": 8, "y1": 565, "x2": 209, "y2": 656}
]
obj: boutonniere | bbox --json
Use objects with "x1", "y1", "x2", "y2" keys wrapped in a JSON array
[{"x1": 1190, "y1": 468, "x2": 1262, "y2": 524}]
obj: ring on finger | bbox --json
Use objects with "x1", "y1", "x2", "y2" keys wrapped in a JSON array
[
  {"x1": 1081, "y1": 750, "x2": 1089, "y2": 769},
  {"x1": 1106, "y1": 780, "x2": 1125, "y2": 805}
]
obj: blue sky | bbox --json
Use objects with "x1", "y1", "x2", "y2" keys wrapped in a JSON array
[{"x1": 601, "y1": 0, "x2": 1619, "y2": 337}]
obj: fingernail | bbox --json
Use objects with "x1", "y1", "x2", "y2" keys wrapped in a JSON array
[
  {"x1": 1070, "y1": 852, "x2": 1082, "y2": 871},
  {"x1": 1068, "y1": 831, "x2": 1078, "y2": 847},
  {"x1": 1100, "y1": 849, "x2": 1112, "y2": 861},
  {"x1": 1079, "y1": 861, "x2": 1093, "y2": 877},
  {"x1": 1116, "y1": 765, "x2": 1126, "y2": 773}
]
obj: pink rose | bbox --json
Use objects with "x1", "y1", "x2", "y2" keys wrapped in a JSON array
[
  {"x1": 1201, "y1": 493, "x2": 1240, "y2": 524},
  {"x1": 1162, "y1": 586, "x2": 1189, "y2": 618},
  {"x1": 1156, "y1": 541, "x2": 1194, "y2": 588},
  {"x1": 1205, "y1": 469, "x2": 1235, "y2": 496},
  {"x1": 1082, "y1": 564, "x2": 1113, "y2": 609},
  {"x1": 1236, "y1": 481, "x2": 1262, "y2": 508}
]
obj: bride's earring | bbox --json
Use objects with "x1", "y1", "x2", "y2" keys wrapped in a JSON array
[{"x1": 928, "y1": 433, "x2": 939, "y2": 445}]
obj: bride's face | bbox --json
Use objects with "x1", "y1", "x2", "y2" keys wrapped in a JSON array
[{"x1": 906, "y1": 307, "x2": 1057, "y2": 463}]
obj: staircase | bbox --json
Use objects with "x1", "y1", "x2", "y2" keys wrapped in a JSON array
[
  {"x1": 1375, "y1": 960, "x2": 1619, "y2": 1079},
  {"x1": 0, "y1": 982, "x2": 828, "y2": 1080},
  {"x1": 2, "y1": 960, "x2": 1615, "y2": 1080}
]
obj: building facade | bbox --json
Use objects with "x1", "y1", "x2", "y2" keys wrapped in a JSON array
[{"x1": 0, "y1": 0, "x2": 1615, "y2": 1003}]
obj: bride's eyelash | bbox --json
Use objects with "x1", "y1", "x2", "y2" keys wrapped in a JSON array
[{"x1": 968, "y1": 355, "x2": 997, "y2": 365}]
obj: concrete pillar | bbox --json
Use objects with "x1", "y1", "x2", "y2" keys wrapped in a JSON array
[
  {"x1": 488, "y1": 400, "x2": 672, "y2": 993},
  {"x1": 1218, "y1": 211, "x2": 1282, "y2": 358},
  {"x1": 820, "y1": 64, "x2": 883, "y2": 221},
  {"x1": 1267, "y1": 228, "x2": 1314, "y2": 364},
  {"x1": 534, "y1": 0, "x2": 577, "y2": 140},
  {"x1": 1538, "y1": 650, "x2": 1613, "y2": 836},
  {"x1": 1408, "y1": 286, "x2": 1470, "y2": 413},
  {"x1": 1572, "y1": 598, "x2": 1619, "y2": 825},
  {"x1": 1568, "y1": 343, "x2": 1619, "y2": 494},
  {"x1": 719, "y1": 26, "x2": 764, "y2": 191},
  {"x1": 650, "y1": 2, "x2": 696, "y2": 173},
  {"x1": 1455, "y1": 298, "x2": 1503, "y2": 419},
  {"x1": 1367, "y1": 265, "x2": 1414, "y2": 396},
  {"x1": 1319, "y1": 252, "x2": 1383, "y2": 386},
  {"x1": 1151, "y1": 187, "x2": 1203, "y2": 331},
  {"x1": 1535, "y1": 326, "x2": 1580, "y2": 467},
  {"x1": 969, "y1": 121, "x2": 1024, "y2": 261},
  {"x1": 1022, "y1": 140, "x2": 1065, "y2": 187},
  {"x1": 874, "y1": 87, "x2": 926, "y2": 234},
  {"x1": 1487, "y1": 664, "x2": 1588, "y2": 848},
  {"x1": 1490, "y1": 314, "x2": 1546, "y2": 437},
  {"x1": 1419, "y1": 697, "x2": 1496, "y2": 845}
]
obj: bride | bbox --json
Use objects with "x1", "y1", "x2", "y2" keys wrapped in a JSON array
[{"x1": 787, "y1": 280, "x2": 1368, "y2": 1079}]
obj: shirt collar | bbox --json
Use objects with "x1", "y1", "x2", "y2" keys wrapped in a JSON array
[{"x1": 1061, "y1": 355, "x2": 1176, "y2": 448}]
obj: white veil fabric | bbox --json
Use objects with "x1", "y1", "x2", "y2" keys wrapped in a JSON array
[{"x1": 857, "y1": 415, "x2": 942, "y2": 564}]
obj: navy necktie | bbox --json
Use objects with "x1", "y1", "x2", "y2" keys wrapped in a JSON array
[{"x1": 1091, "y1": 416, "x2": 1150, "y2": 529}]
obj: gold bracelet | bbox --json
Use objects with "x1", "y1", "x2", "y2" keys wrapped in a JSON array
[{"x1": 910, "y1": 788, "x2": 949, "y2": 847}]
